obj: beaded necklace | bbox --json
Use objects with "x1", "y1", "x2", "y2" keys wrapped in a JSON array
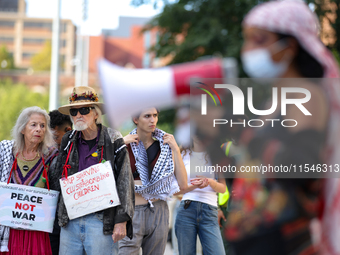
[{"x1": 8, "y1": 153, "x2": 51, "y2": 190}]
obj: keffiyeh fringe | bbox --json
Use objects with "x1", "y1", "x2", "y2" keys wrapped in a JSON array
[
  {"x1": 130, "y1": 128, "x2": 180, "y2": 201},
  {"x1": 0, "y1": 140, "x2": 14, "y2": 252}
]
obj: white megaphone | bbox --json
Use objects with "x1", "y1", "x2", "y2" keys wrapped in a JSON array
[{"x1": 97, "y1": 57, "x2": 237, "y2": 127}]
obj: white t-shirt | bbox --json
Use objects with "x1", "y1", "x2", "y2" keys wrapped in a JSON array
[{"x1": 181, "y1": 151, "x2": 218, "y2": 207}]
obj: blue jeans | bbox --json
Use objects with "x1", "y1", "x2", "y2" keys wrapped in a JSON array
[
  {"x1": 59, "y1": 213, "x2": 118, "y2": 255},
  {"x1": 175, "y1": 200, "x2": 225, "y2": 255}
]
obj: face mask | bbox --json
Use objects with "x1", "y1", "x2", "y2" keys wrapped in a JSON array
[{"x1": 241, "y1": 40, "x2": 290, "y2": 78}]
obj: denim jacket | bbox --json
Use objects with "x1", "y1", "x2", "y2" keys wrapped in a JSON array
[{"x1": 49, "y1": 125, "x2": 135, "y2": 238}]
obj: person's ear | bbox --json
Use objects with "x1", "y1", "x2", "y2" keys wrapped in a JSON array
[
  {"x1": 65, "y1": 126, "x2": 72, "y2": 132},
  {"x1": 133, "y1": 117, "x2": 138, "y2": 125}
]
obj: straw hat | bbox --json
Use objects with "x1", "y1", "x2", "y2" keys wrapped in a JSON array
[{"x1": 58, "y1": 86, "x2": 105, "y2": 115}]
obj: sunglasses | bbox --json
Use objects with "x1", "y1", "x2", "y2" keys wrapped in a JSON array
[{"x1": 70, "y1": 107, "x2": 95, "y2": 117}]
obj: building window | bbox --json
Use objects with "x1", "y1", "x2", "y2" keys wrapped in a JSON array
[
  {"x1": 61, "y1": 39, "x2": 66, "y2": 48},
  {"x1": 23, "y1": 38, "x2": 46, "y2": 44},
  {"x1": 0, "y1": 36, "x2": 13, "y2": 43},
  {"x1": 0, "y1": 20, "x2": 15, "y2": 27},
  {"x1": 60, "y1": 54, "x2": 65, "y2": 70},
  {"x1": 0, "y1": 0, "x2": 18, "y2": 13},
  {"x1": 24, "y1": 22, "x2": 52, "y2": 31},
  {"x1": 22, "y1": 52, "x2": 35, "y2": 59},
  {"x1": 61, "y1": 23, "x2": 67, "y2": 33}
]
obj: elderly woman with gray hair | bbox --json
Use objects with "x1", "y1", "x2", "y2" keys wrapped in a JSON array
[{"x1": 0, "y1": 106, "x2": 57, "y2": 254}]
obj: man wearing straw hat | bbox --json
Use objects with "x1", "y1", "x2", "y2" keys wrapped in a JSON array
[{"x1": 49, "y1": 86, "x2": 134, "y2": 255}]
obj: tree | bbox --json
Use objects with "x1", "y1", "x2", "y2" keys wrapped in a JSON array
[
  {"x1": 0, "y1": 80, "x2": 49, "y2": 141},
  {"x1": 296, "y1": 0, "x2": 340, "y2": 64},
  {"x1": 134, "y1": 0, "x2": 267, "y2": 65},
  {"x1": 131, "y1": 0, "x2": 269, "y2": 126},
  {"x1": 331, "y1": 0, "x2": 340, "y2": 54},
  {"x1": 31, "y1": 41, "x2": 52, "y2": 71},
  {"x1": 0, "y1": 45, "x2": 15, "y2": 70},
  {"x1": 314, "y1": 0, "x2": 340, "y2": 64}
]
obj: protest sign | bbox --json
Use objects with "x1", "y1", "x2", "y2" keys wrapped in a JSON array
[
  {"x1": 0, "y1": 183, "x2": 59, "y2": 233},
  {"x1": 60, "y1": 161, "x2": 120, "y2": 220}
]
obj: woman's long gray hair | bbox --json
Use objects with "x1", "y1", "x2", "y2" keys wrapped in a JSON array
[{"x1": 11, "y1": 106, "x2": 56, "y2": 156}]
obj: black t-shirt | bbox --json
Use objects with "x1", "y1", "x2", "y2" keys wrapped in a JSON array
[{"x1": 84, "y1": 137, "x2": 97, "y2": 150}]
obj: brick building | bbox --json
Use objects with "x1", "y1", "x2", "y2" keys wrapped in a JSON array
[
  {"x1": 0, "y1": 0, "x2": 76, "y2": 74},
  {"x1": 89, "y1": 16, "x2": 159, "y2": 73}
]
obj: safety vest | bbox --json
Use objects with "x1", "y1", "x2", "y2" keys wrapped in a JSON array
[{"x1": 218, "y1": 141, "x2": 232, "y2": 206}]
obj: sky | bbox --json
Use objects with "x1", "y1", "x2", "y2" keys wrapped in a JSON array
[{"x1": 26, "y1": 0, "x2": 162, "y2": 35}]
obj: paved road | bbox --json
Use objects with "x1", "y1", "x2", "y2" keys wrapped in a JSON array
[{"x1": 164, "y1": 243, "x2": 174, "y2": 255}]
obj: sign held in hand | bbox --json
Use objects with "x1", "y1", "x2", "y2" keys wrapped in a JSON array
[
  {"x1": 0, "y1": 183, "x2": 59, "y2": 233},
  {"x1": 60, "y1": 161, "x2": 120, "y2": 220}
]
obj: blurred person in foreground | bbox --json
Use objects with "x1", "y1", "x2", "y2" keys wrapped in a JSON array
[
  {"x1": 0, "y1": 106, "x2": 57, "y2": 254},
  {"x1": 193, "y1": 1, "x2": 340, "y2": 254},
  {"x1": 48, "y1": 110, "x2": 72, "y2": 255},
  {"x1": 120, "y1": 107, "x2": 187, "y2": 255},
  {"x1": 226, "y1": 0, "x2": 340, "y2": 254},
  {"x1": 175, "y1": 135, "x2": 226, "y2": 255},
  {"x1": 49, "y1": 86, "x2": 134, "y2": 255}
]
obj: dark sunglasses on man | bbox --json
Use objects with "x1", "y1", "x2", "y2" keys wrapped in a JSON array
[{"x1": 69, "y1": 107, "x2": 95, "y2": 116}]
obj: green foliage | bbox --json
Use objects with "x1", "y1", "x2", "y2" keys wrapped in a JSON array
[
  {"x1": 156, "y1": 122, "x2": 175, "y2": 134},
  {"x1": 332, "y1": 48, "x2": 340, "y2": 65},
  {"x1": 157, "y1": 108, "x2": 176, "y2": 131},
  {"x1": 132, "y1": 0, "x2": 340, "y2": 128},
  {"x1": 328, "y1": 0, "x2": 340, "y2": 53},
  {"x1": 131, "y1": 0, "x2": 268, "y2": 129},
  {"x1": 0, "y1": 45, "x2": 15, "y2": 70},
  {"x1": 31, "y1": 41, "x2": 52, "y2": 71},
  {"x1": 0, "y1": 80, "x2": 49, "y2": 141},
  {"x1": 311, "y1": 0, "x2": 340, "y2": 53},
  {"x1": 139, "y1": 0, "x2": 267, "y2": 65}
]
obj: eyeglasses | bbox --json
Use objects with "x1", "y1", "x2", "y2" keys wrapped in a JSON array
[{"x1": 69, "y1": 107, "x2": 95, "y2": 116}]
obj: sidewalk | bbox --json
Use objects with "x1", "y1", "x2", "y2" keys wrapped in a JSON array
[{"x1": 164, "y1": 243, "x2": 173, "y2": 255}]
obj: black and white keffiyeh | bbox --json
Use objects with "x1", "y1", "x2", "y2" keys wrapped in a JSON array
[
  {"x1": 130, "y1": 128, "x2": 180, "y2": 202},
  {"x1": 0, "y1": 140, "x2": 14, "y2": 252}
]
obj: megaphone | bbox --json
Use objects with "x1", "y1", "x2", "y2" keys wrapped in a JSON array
[{"x1": 97, "y1": 57, "x2": 237, "y2": 127}]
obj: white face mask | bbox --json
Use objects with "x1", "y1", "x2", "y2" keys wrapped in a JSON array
[{"x1": 241, "y1": 40, "x2": 291, "y2": 78}]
